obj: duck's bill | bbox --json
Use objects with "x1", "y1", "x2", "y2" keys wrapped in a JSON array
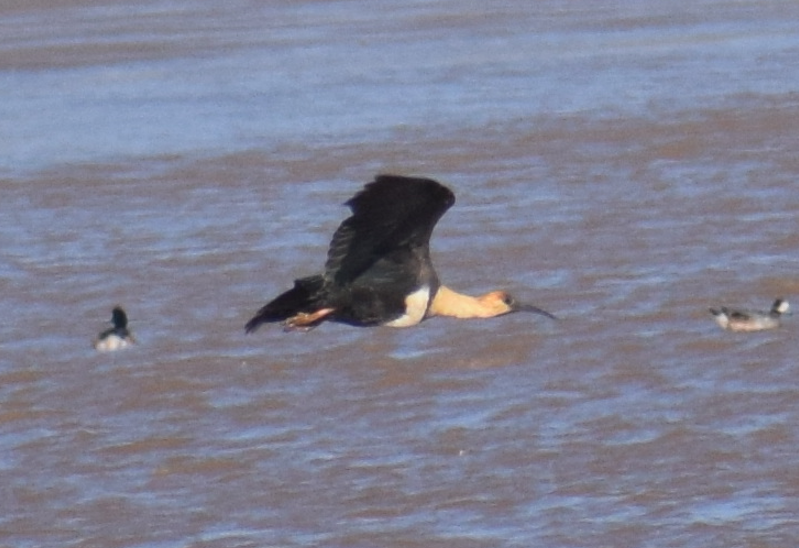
[{"x1": 514, "y1": 303, "x2": 558, "y2": 320}]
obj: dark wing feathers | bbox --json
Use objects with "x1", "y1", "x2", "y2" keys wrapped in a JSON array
[
  {"x1": 244, "y1": 275, "x2": 324, "y2": 333},
  {"x1": 245, "y1": 175, "x2": 455, "y2": 332},
  {"x1": 324, "y1": 175, "x2": 455, "y2": 285}
]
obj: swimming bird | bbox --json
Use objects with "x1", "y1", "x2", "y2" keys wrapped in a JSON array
[
  {"x1": 709, "y1": 298, "x2": 790, "y2": 332},
  {"x1": 94, "y1": 306, "x2": 135, "y2": 351},
  {"x1": 245, "y1": 175, "x2": 556, "y2": 332}
]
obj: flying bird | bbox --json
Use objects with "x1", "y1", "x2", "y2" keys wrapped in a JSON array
[
  {"x1": 94, "y1": 306, "x2": 135, "y2": 351},
  {"x1": 709, "y1": 298, "x2": 790, "y2": 332},
  {"x1": 245, "y1": 175, "x2": 556, "y2": 332}
]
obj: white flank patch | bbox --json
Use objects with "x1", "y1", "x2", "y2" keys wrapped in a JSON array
[
  {"x1": 712, "y1": 313, "x2": 730, "y2": 330},
  {"x1": 94, "y1": 335, "x2": 131, "y2": 352},
  {"x1": 385, "y1": 286, "x2": 431, "y2": 327}
]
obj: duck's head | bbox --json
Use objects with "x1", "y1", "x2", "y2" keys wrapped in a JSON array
[{"x1": 111, "y1": 307, "x2": 129, "y2": 329}]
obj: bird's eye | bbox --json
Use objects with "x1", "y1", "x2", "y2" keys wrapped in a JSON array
[{"x1": 502, "y1": 294, "x2": 514, "y2": 306}]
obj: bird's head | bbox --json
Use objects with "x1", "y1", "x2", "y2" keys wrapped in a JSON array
[
  {"x1": 477, "y1": 291, "x2": 557, "y2": 320},
  {"x1": 111, "y1": 307, "x2": 128, "y2": 329}
]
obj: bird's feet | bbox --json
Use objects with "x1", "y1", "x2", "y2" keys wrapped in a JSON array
[{"x1": 283, "y1": 308, "x2": 334, "y2": 331}]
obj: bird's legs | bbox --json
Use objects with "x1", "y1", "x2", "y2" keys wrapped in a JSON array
[{"x1": 283, "y1": 308, "x2": 335, "y2": 331}]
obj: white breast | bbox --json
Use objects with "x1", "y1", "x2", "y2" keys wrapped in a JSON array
[{"x1": 384, "y1": 286, "x2": 431, "y2": 327}]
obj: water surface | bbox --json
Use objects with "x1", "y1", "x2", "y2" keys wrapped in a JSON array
[{"x1": 2, "y1": 1, "x2": 799, "y2": 546}]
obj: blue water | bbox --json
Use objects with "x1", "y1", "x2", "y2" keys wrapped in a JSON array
[
  {"x1": 3, "y1": 0, "x2": 798, "y2": 175},
  {"x1": 3, "y1": 1, "x2": 799, "y2": 547}
]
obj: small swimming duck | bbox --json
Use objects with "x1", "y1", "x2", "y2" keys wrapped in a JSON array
[
  {"x1": 94, "y1": 306, "x2": 135, "y2": 351},
  {"x1": 709, "y1": 298, "x2": 790, "y2": 332}
]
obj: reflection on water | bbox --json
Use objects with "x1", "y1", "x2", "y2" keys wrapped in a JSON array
[{"x1": 2, "y1": 1, "x2": 799, "y2": 546}]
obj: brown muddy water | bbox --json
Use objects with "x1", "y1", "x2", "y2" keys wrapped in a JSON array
[{"x1": 2, "y1": 1, "x2": 799, "y2": 547}]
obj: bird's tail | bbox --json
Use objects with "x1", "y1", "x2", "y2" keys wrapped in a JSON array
[{"x1": 245, "y1": 276, "x2": 325, "y2": 333}]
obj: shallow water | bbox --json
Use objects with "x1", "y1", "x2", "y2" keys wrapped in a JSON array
[{"x1": 2, "y1": 1, "x2": 799, "y2": 546}]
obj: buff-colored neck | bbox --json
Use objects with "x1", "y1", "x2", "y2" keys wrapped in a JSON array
[{"x1": 427, "y1": 285, "x2": 512, "y2": 319}]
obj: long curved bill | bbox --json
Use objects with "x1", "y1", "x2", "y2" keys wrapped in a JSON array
[{"x1": 514, "y1": 303, "x2": 558, "y2": 320}]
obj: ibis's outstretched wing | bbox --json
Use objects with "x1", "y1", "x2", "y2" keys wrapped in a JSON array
[{"x1": 323, "y1": 175, "x2": 455, "y2": 286}]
